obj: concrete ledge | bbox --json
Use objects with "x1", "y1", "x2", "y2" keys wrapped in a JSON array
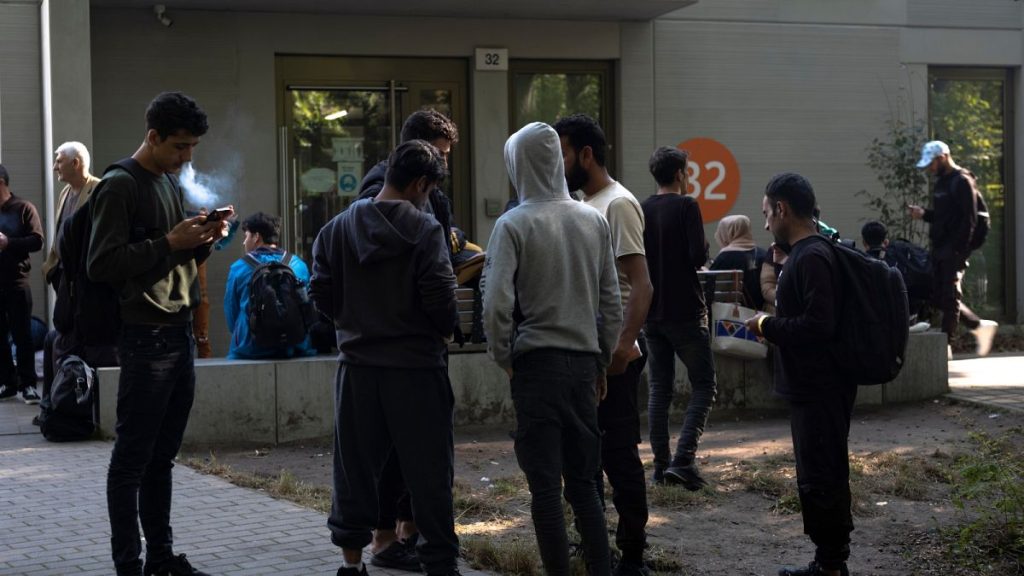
[{"x1": 96, "y1": 333, "x2": 949, "y2": 446}]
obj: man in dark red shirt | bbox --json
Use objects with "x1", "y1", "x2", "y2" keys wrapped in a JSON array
[{"x1": 0, "y1": 164, "x2": 44, "y2": 404}]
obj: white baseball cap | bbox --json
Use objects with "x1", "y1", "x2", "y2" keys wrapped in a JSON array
[{"x1": 916, "y1": 140, "x2": 950, "y2": 168}]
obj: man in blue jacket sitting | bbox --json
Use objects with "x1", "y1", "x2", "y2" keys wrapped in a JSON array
[{"x1": 224, "y1": 212, "x2": 316, "y2": 359}]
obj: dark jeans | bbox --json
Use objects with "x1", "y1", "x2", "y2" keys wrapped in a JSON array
[
  {"x1": 789, "y1": 385, "x2": 858, "y2": 570},
  {"x1": 645, "y1": 318, "x2": 717, "y2": 472},
  {"x1": 933, "y1": 256, "x2": 981, "y2": 336},
  {"x1": 107, "y1": 324, "x2": 196, "y2": 576},
  {"x1": 596, "y1": 337, "x2": 648, "y2": 564},
  {"x1": 0, "y1": 283, "x2": 36, "y2": 390},
  {"x1": 329, "y1": 363, "x2": 459, "y2": 575},
  {"x1": 512, "y1": 349, "x2": 610, "y2": 576}
]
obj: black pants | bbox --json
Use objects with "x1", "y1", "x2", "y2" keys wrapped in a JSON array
[
  {"x1": 328, "y1": 363, "x2": 459, "y2": 575},
  {"x1": 933, "y1": 255, "x2": 981, "y2": 336},
  {"x1": 376, "y1": 454, "x2": 414, "y2": 530},
  {"x1": 0, "y1": 283, "x2": 36, "y2": 391},
  {"x1": 596, "y1": 338, "x2": 649, "y2": 564},
  {"x1": 107, "y1": 324, "x2": 196, "y2": 576},
  {"x1": 789, "y1": 386, "x2": 858, "y2": 570},
  {"x1": 512, "y1": 349, "x2": 610, "y2": 576}
]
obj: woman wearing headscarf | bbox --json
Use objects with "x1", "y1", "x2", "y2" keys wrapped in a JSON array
[{"x1": 709, "y1": 214, "x2": 768, "y2": 310}]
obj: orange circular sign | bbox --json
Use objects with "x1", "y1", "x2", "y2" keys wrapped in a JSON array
[{"x1": 677, "y1": 138, "x2": 741, "y2": 223}]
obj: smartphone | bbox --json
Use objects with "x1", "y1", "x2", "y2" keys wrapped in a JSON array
[{"x1": 205, "y1": 206, "x2": 232, "y2": 222}]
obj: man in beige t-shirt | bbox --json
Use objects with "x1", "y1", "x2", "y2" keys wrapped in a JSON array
[{"x1": 555, "y1": 114, "x2": 653, "y2": 576}]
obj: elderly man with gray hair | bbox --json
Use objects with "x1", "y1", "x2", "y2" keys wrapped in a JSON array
[{"x1": 34, "y1": 142, "x2": 103, "y2": 424}]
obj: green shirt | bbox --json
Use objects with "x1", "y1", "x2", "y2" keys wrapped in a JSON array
[{"x1": 86, "y1": 167, "x2": 201, "y2": 325}]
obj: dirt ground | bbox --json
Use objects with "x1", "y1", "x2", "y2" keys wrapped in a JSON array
[{"x1": 183, "y1": 398, "x2": 1023, "y2": 575}]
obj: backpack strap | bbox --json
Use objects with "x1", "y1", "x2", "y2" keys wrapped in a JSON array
[
  {"x1": 243, "y1": 253, "x2": 263, "y2": 270},
  {"x1": 280, "y1": 252, "x2": 293, "y2": 266}
]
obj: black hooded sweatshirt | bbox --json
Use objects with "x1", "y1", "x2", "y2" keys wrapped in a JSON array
[
  {"x1": 358, "y1": 160, "x2": 454, "y2": 257},
  {"x1": 310, "y1": 198, "x2": 457, "y2": 368}
]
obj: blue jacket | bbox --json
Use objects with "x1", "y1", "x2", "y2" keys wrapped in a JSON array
[{"x1": 225, "y1": 246, "x2": 317, "y2": 359}]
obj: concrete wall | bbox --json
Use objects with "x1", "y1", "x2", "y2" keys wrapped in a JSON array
[
  {"x1": 0, "y1": 1, "x2": 46, "y2": 318},
  {"x1": 89, "y1": 7, "x2": 620, "y2": 354},
  {"x1": 616, "y1": 0, "x2": 1024, "y2": 320},
  {"x1": 97, "y1": 334, "x2": 947, "y2": 446}
]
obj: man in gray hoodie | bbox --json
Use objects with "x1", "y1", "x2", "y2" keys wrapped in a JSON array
[
  {"x1": 482, "y1": 122, "x2": 622, "y2": 576},
  {"x1": 311, "y1": 140, "x2": 460, "y2": 576}
]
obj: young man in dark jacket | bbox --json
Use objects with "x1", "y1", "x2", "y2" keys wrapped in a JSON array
[
  {"x1": 89, "y1": 92, "x2": 231, "y2": 576},
  {"x1": 311, "y1": 140, "x2": 460, "y2": 576},
  {"x1": 356, "y1": 110, "x2": 459, "y2": 570},
  {"x1": 907, "y1": 140, "x2": 998, "y2": 355},
  {"x1": 0, "y1": 164, "x2": 44, "y2": 404},
  {"x1": 746, "y1": 173, "x2": 855, "y2": 576},
  {"x1": 641, "y1": 147, "x2": 716, "y2": 490}
]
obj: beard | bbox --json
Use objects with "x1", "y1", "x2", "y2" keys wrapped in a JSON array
[{"x1": 565, "y1": 162, "x2": 589, "y2": 193}]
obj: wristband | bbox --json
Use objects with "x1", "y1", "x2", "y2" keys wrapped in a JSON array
[{"x1": 756, "y1": 315, "x2": 768, "y2": 335}]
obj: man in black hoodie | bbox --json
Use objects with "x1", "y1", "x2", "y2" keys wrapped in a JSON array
[
  {"x1": 356, "y1": 108, "x2": 459, "y2": 571},
  {"x1": 746, "y1": 173, "x2": 854, "y2": 576},
  {"x1": 311, "y1": 140, "x2": 460, "y2": 576}
]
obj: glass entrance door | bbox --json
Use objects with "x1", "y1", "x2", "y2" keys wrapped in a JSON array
[{"x1": 277, "y1": 56, "x2": 468, "y2": 263}]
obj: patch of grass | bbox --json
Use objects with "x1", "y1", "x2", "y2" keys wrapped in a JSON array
[
  {"x1": 718, "y1": 458, "x2": 800, "y2": 515},
  {"x1": 942, "y1": 430, "x2": 1024, "y2": 574},
  {"x1": 850, "y1": 451, "x2": 951, "y2": 503},
  {"x1": 490, "y1": 475, "x2": 529, "y2": 498},
  {"x1": 454, "y1": 479, "x2": 514, "y2": 521},
  {"x1": 461, "y1": 536, "x2": 541, "y2": 576},
  {"x1": 183, "y1": 453, "x2": 331, "y2": 513},
  {"x1": 647, "y1": 483, "x2": 715, "y2": 509}
]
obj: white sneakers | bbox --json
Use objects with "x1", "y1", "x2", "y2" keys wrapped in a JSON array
[{"x1": 972, "y1": 319, "x2": 999, "y2": 357}]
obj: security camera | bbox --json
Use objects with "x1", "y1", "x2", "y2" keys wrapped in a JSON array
[{"x1": 154, "y1": 4, "x2": 173, "y2": 27}]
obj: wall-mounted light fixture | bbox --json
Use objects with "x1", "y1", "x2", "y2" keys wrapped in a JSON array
[{"x1": 324, "y1": 110, "x2": 348, "y2": 120}]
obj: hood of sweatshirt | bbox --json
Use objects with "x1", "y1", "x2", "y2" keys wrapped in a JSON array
[
  {"x1": 504, "y1": 122, "x2": 571, "y2": 205},
  {"x1": 346, "y1": 198, "x2": 435, "y2": 265}
]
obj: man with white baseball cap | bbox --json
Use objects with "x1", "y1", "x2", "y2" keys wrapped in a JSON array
[{"x1": 907, "y1": 140, "x2": 997, "y2": 356}]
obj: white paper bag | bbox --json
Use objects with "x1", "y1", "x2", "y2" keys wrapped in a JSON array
[{"x1": 710, "y1": 301, "x2": 768, "y2": 360}]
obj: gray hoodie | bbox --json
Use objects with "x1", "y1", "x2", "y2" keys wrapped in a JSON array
[{"x1": 481, "y1": 122, "x2": 622, "y2": 371}]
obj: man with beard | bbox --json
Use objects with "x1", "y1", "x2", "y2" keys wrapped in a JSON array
[
  {"x1": 554, "y1": 114, "x2": 653, "y2": 576},
  {"x1": 746, "y1": 173, "x2": 855, "y2": 576}
]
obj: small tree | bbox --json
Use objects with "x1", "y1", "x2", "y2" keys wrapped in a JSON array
[{"x1": 857, "y1": 119, "x2": 930, "y2": 245}]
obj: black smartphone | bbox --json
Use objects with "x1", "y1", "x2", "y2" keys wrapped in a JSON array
[{"x1": 205, "y1": 206, "x2": 232, "y2": 222}]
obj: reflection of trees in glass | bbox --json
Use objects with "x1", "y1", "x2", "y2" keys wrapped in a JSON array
[
  {"x1": 930, "y1": 77, "x2": 1006, "y2": 318},
  {"x1": 290, "y1": 90, "x2": 391, "y2": 175},
  {"x1": 515, "y1": 73, "x2": 601, "y2": 126}
]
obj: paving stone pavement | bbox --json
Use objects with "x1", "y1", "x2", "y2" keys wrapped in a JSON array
[
  {"x1": 948, "y1": 353, "x2": 1024, "y2": 413},
  {"x1": 0, "y1": 400, "x2": 493, "y2": 576}
]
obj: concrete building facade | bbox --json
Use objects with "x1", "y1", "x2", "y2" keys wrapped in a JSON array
[{"x1": 1, "y1": 0, "x2": 1021, "y2": 353}]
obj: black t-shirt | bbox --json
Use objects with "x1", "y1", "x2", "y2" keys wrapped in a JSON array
[
  {"x1": 761, "y1": 235, "x2": 846, "y2": 401},
  {"x1": 641, "y1": 193, "x2": 708, "y2": 323}
]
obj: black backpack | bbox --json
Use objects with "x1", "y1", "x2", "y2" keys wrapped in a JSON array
[
  {"x1": 826, "y1": 239, "x2": 911, "y2": 385},
  {"x1": 54, "y1": 158, "x2": 168, "y2": 346},
  {"x1": 881, "y1": 239, "x2": 933, "y2": 304},
  {"x1": 244, "y1": 252, "x2": 315, "y2": 349},
  {"x1": 969, "y1": 186, "x2": 990, "y2": 252},
  {"x1": 39, "y1": 355, "x2": 96, "y2": 442}
]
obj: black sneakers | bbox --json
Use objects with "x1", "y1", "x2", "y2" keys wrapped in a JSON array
[
  {"x1": 612, "y1": 559, "x2": 651, "y2": 576},
  {"x1": 778, "y1": 561, "x2": 850, "y2": 576},
  {"x1": 370, "y1": 540, "x2": 421, "y2": 572},
  {"x1": 663, "y1": 463, "x2": 708, "y2": 491},
  {"x1": 143, "y1": 554, "x2": 210, "y2": 576},
  {"x1": 336, "y1": 565, "x2": 369, "y2": 576},
  {"x1": 0, "y1": 384, "x2": 17, "y2": 400}
]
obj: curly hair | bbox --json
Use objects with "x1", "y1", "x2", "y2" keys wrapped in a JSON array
[
  {"x1": 146, "y1": 92, "x2": 209, "y2": 139},
  {"x1": 385, "y1": 140, "x2": 447, "y2": 190},
  {"x1": 400, "y1": 109, "x2": 459, "y2": 145}
]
